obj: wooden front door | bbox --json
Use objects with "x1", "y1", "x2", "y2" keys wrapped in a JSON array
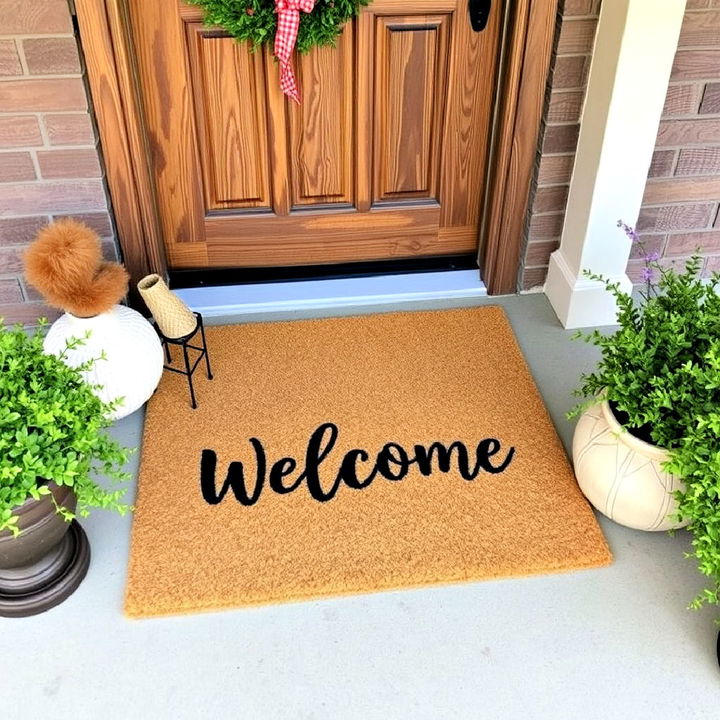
[{"x1": 126, "y1": 1, "x2": 502, "y2": 271}]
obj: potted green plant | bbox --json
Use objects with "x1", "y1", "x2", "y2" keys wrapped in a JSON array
[
  {"x1": 570, "y1": 222, "x2": 720, "y2": 615},
  {"x1": 0, "y1": 318, "x2": 132, "y2": 617}
]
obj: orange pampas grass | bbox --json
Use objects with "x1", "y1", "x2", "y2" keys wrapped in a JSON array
[{"x1": 24, "y1": 219, "x2": 129, "y2": 317}]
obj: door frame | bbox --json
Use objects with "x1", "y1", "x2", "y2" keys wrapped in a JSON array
[{"x1": 75, "y1": 0, "x2": 558, "y2": 296}]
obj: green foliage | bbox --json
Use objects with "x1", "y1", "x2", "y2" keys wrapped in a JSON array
[
  {"x1": 187, "y1": 0, "x2": 369, "y2": 54},
  {"x1": 570, "y1": 243, "x2": 720, "y2": 610},
  {"x1": 0, "y1": 319, "x2": 132, "y2": 537}
]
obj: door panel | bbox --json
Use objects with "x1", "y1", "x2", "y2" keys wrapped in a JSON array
[
  {"x1": 186, "y1": 26, "x2": 271, "y2": 211},
  {"x1": 374, "y1": 15, "x2": 449, "y2": 202},
  {"x1": 290, "y1": 28, "x2": 355, "y2": 207},
  {"x1": 127, "y1": 0, "x2": 502, "y2": 269}
]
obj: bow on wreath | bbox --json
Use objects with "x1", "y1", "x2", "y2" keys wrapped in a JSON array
[{"x1": 274, "y1": 0, "x2": 316, "y2": 103}]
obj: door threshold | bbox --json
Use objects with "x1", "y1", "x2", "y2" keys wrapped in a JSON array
[{"x1": 174, "y1": 270, "x2": 487, "y2": 319}]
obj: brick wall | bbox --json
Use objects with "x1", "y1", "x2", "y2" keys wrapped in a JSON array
[
  {"x1": 521, "y1": 1, "x2": 720, "y2": 291},
  {"x1": 0, "y1": 0, "x2": 117, "y2": 326},
  {"x1": 520, "y1": 0, "x2": 601, "y2": 291},
  {"x1": 628, "y1": 1, "x2": 720, "y2": 282}
]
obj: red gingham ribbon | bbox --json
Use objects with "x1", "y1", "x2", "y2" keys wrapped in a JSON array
[{"x1": 274, "y1": 0, "x2": 316, "y2": 103}]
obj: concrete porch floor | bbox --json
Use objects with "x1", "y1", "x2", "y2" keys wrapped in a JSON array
[{"x1": 2, "y1": 293, "x2": 718, "y2": 718}]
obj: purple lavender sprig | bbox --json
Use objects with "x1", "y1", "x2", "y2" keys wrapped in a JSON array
[{"x1": 617, "y1": 219, "x2": 658, "y2": 294}]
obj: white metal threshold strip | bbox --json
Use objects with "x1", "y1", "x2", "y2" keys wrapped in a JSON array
[{"x1": 174, "y1": 270, "x2": 487, "y2": 318}]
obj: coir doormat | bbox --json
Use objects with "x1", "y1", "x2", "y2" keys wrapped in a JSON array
[{"x1": 125, "y1": 306, "x2": 611, "y2": 617}]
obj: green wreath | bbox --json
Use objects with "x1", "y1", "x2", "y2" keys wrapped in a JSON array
[{"x1": 188, "y1": 0, "x2": 370, "y2": 54}]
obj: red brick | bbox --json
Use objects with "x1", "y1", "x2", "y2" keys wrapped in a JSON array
[
  {"x1": 699, "y1": 83, "x2": 720, "y2": 113},
  {"x1": 541, "y1": 124, "x2": 580, "y2": 154},
  {"x1": 528, "y1": 213, "x2": 564, "y2": 241},
  {"x1": 547, "y1": 91, "x2": 584, "y2": 123},
  {"x1": 0, "y1": 278, "x2": 22, "y2": 304},
  {"x1": 637, "y1": 203, "x2": 715, "y2": 232},
  {"x1": 672, "y1": 50, "x2": 720, "y2": 80},
  {"x1": 23, "y1": 37, "x2": 81, "y2": 75},
  {"x1": 524, "y1": 240, "x2": 559, "y2": 266},
  {"x1": 0, "y1": 78, "x2": 87, "y2": 112},
  {"x1": 0, "y1": 216, "x2": 48, "y2": 246},
  {"x1": 0, "y1": 152, "x2": 36, "y2": 182},
  {"x1": 665, "y1": 230, "x2": 720, "y2": 256},
  {"x1": 0, "y1": 0, "x2": 72, "y2": 34},
  {"x1": 643, "y1": 177, "x2": 720, "y2": 204},
  {"x1": 37, "y1": 149, "x2": 102, "y2": 179},
  {"x1": 662, "y1": 84, "x2": 702, "y2": 115},
  {"x1": 21, "y1": 281, "x2": 43, "y2": 303},
  {"x1": 704, "y1": 255, "x2": 720, "y2": 275},
  {"x1": 686, "y1": 0, "x2": 710, "y2": 8},
  {"x1": 551, "y1": 56, "x2": 590, "y2": 89},
  {"x1": 43, "y1": 113, "x2": 95, "y2": 145},
  {"x1": 678, "y1": 10, "x2": 720, "y2": 46},
  {"x1": 0, "y1": 39, "x2": 21, "y2": 76},
  {"x1": 675, "y1": 147, "x2": 720, "y2": 176},
  {"x1": 557, "y1": 18, "x2": 598, "y2": 54},
  {"x1": 101, "y1": 240, "x2": 119, "y2": 262},
  {"x1": 521, "y1": 267, "x2": 549, "y2": 291},
  {"x1": 0, "y1": 116, "x2": 42, "y2": 148},
  {"x1": 0, "y1": 180, "x2": 107, "y2": 216},
  {"x1": 537, "y1": 154, "x2": 575, "y2": 185},
  {"x1": 629, "y1": 235, "x2": 666, "y2": 260},
  {"x1": 562, "y1": 0, "x2": 600, "y2": 15},
  {"x1": 648, "y1": 150, "x2": 676, "y2": 178},
  {"x1": 0, "y1": 245, "x2": 25, "y2": 274},
  {"x1": 51, "y1": 212, "x2": 113, "y2": 237},
  {"x1": 532, "y1": 185, "x2": 569, "y2": 214},
  {"x1": 0, "y1": 302, "x2": 61, "y2": 325},
  {"x1": 656, "y1": 119, "x2": 720, "y2": 146}
]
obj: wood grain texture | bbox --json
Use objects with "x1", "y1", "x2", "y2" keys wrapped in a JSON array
[
  {"x1": 481, "y1": 0, "x2": 560, "y2": 294},
  {"x1": 186, "y1": 27, "x2": 270, "y2": 209},
  {"x1": 289, "y1": 26, "x2": 354, "y2": 206},
  {"x1": 440, "y1": 0, "x2": 501, "y2": 228},
  {"x1": 374, "y1": 15, "x2": 448, "y2": 201},
  {"x1": 74, "y1": 0, "x2": 167, "y2": 299},
  {"x1": 127, "y1": 0, "x2": 206, "y2": 251},
  {"x1": 203, "y1": 207, "x2": 458, "y2": 267}
]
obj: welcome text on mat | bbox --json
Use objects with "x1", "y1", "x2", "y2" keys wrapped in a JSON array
[{"x1": 200, "y1": 422, "x2": 516, "y2": 507}]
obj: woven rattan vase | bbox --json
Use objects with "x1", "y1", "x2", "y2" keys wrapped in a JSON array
[{"x1": 138, "y1": 274, "x2": 197, "y2": 339}]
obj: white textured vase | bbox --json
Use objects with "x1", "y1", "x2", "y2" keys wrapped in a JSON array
[
  {"x1": 572, "y1": 400, "x2": 688, "y2": 531},
  {"x1": 44, "y1": 305, "x2": 164, "y2": 420}
]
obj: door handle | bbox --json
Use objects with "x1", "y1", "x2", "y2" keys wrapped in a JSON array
[{"x1": 468, "y1": 0, "x2": 491, "y2": 32}]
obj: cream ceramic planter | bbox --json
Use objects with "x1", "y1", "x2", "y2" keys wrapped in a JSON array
[
  {"x1": 572, "y1": 400, "x2": 688, "y2": 531},
  {"x1": 44, "y1": 304, "x2": 164, "y2": 420}
]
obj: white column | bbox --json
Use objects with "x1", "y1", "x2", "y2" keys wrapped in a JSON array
[{"x1": 545, "y1": 0, "x2": 687, "y2": 328}]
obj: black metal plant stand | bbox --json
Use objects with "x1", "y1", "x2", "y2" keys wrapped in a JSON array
[{"x1": 156, "y1": 311, "x2": 213, "y2": 409}]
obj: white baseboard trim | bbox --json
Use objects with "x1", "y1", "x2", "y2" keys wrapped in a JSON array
[
  {"x1": 174, "y1": 270, "x2": 487, "y2": 318},
  {"x1": 545, "y1": 250, "x2": 630, "y2": 329}
]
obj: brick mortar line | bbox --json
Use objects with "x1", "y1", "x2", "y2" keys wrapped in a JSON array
[
  {"x1": 14, "y1": 37, "x2": 29, "y2": 76},
  {"x1": 660, "y1": 112, "x2": 720, "y2": 120},
  {"x1": 0, "y1": 74, "x2": 83, "y2": 81},
  {"x1": 669, "y1": 76, "x2": 720, "y2": 83},
  {"x1": 548, "y1": 87, "x2": 589, "y2": 95},
  {"x1": 0, "y1": 145, "x2": 98, "y2": 152},
  {"x1": 28, "y1": 148, "x2": 41, "y2": 180},
  {"x1": 670, "y1": 149, "x2": 681, "y2": 175},
  {"x1": 654, "y1": 142, "x2": 720, "y2": 151},
  {"x1": 0, "y1": 173, "x2": 106, "y2": 184},
  {"x1": 0, "y1": 34, "x2": 76, "y2": 41}
]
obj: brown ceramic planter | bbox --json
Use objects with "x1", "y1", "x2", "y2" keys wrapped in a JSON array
[{"x1": 0, "y1": 482, "x2": 90, "y2": 617}]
